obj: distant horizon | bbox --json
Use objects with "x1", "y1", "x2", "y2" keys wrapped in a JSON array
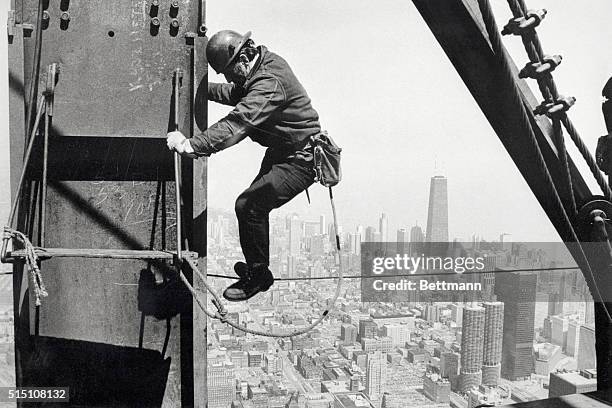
[{"x1": 203, "y1": 0, "x2": 612, "y2": 244}]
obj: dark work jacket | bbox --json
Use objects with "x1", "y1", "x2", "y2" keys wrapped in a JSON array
[{"x1": 189, "y1": 46, "x2": 321, "y2": 156}]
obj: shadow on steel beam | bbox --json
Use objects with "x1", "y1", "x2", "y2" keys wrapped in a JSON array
[{"x1": 22, "y1": 336, "x2": 171, "y2": 407}]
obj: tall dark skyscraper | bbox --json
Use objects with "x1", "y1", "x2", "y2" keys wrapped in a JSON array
[
  {"x1": 494, "y1": 270, "x2": 537, "y2": 381},
  {"x1": 425, "y1": 175, "x2": 449, "y2": 243},
  {"x1": 409, "y1": 224, "x2": 424, "y2": 256}
]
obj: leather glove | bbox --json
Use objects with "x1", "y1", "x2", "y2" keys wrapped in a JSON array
[{"x1": 167, "y1": 131, "x2": 197, "y2": 158}]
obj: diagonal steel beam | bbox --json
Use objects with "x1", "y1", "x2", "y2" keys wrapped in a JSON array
[
  {"x1": 413, "y1": 0, "x2": 592, "y2": 233},
  {"x1": 412, "y1": 0, "x2": 612, "y2": 391}
]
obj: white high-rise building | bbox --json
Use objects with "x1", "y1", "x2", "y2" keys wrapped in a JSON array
[
  {"x1": 366, "y1": 351, "x2": 387, "y2": 401},
  {"x1": 382, "y1": 323, "x2": 410, "y2": 347},
  {"x1": 207, "y1": 363, "x2": 235, "y2": 408},
  {"x1": 379, "y1": 213, "x2": 388, "y2": 242},
  {"x1": 566, "y1": 321, "x2": 581, "y2": 357}
]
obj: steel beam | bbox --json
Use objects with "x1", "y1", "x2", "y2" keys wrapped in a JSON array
[
  {"x1": 412, "y1": 0, "x2": 612, "y2": 390},
  {"x1": 7, "y1": 1, "x2": 209, "y2": 405}
]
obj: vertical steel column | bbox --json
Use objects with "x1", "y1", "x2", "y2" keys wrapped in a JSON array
[
  {"x1": 188, "y1": 25, "x2": 209, "y2": 406},
  {"x1": 7, "y1": 1, "x2": 204, "y2": 406}
]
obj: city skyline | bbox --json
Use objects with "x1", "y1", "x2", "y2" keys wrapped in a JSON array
[
  {"x1": 199, "y1": 1, "x2": 612, "y2": 244},
  {"x1": 1, "y1": 1, "x2": 610, "y2": 406},
  {"x1": 202, "y1": 203, "x2": 597, "y2": 407}
]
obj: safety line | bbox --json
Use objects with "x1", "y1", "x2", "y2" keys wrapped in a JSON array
[{"x1": 206, "y1": 265, "x2": 582, "y2": 281}]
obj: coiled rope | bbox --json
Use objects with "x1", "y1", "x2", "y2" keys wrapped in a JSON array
[
  {"x1": 177, "y1": 187, "x2": 344, "y2": 338},
  {"x1": 3, "y1": 227, "x2": 47, "y2": 306}
]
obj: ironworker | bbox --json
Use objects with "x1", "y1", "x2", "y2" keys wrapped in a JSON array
[{"x1": 167, "y1": 30, "x2": 320, "y2": 301}]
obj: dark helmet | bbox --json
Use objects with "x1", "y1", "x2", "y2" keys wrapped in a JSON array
[{"x1": 206, "y1": 30, "x2": 252, "y2": 74}]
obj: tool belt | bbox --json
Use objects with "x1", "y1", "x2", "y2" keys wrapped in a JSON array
[{"x1": 311, "y1": 131, "x2": 342, "y2": 187}]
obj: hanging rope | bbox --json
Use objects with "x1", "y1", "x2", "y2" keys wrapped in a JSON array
[
  {"x1": 3, "y1": 227, "x2": 47, "y2": 306},
  {"x1": 178, "y1": 187, "x2": 344, "y2": 338},
  {"x1": 478, "y1": 0, "x2": 612, "y2": 322},
  {"x1": 206, "y1": 265, "x2": 584, "y2": 282}
]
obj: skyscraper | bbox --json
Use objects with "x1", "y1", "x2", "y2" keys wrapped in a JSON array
[
  {"x1": 341, "y1": 324, "x2": 358, "y2": 345},
  {"x1": 460, "y1": 304, "x2": 485, "y2": 392},
  {"x1": 289, "y1": 214, "x2": 301, "y2": 255},
  {"x1": 359, "y1": 319, "x2": 378, "y2": 341},
  {"x1": 365, "y1": 226, "x2": 377, "y2": 242},
  {"x1": 207, "y1": 363, "x2": 235, "y2": 408},
  {"x1": 287, "y1": 255, "x2": 296, "y2": 279},
  {"x1": 366, "y1": 351, "x2": 387, "y2": 401},
  {"x1": 441, "y1": 351, "x2": 460, "y2": 388},
  {"x1": 356, "y1": 225, "x2": 364, "y2": 242},
  {"x1": 319, "y1": 214, "x2": 326, "y2": 235},
  {"x1": 379, "y1": 213, "x2": 388, "y2": 242},
  {"x1": 494, "y1": 270, "x2": 537, "y2": 380},
  {"x1": 566, "y1": 320, "x2": 581, "y2": 357},
  {"x1": 349, "y1": 233, "x2": 361, "y2": 255},
  {"x1": 577, "y1": 325, "x2": 596, "y2": 370},
  {"x1": 482, "y1": 302, "x2": 504, "y2": 386},
  {"x1": 381, "y1": 323, "x2": 410, "y2": 347},
  {"x1": 409, "y1": 224, "x2": 424, "y2": 255},
  {"x1": 425, "y1": 175, "x2": 449, "y2": 243},
  {"x1": 397, "y1": 229, "x2": 408, "y2": 254}
]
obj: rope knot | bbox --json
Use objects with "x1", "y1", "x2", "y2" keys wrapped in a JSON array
[{"x1": 215, "y1": 310, "x2": 228, "y2": 323}]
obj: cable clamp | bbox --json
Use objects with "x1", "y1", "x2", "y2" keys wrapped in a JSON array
[
  {"x1": 519, "y1": 55, "x2": 562, "y2": 79},
  {"x1": 534, "y1": 96, "x2": 575, "y2": 117},
  {"x1": 211, "y1": 298, "x2": 228, "y2": 320},
  {"x1": 3, "y1": 227, "x2": 13, "y2": 240},
  {"x1": 502, "y1": 9, "x2": 547, "y2": 36}
]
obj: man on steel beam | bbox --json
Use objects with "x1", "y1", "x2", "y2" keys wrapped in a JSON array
[{"x1": 166, "y1": 30, "x2": 320, "y2": 302}]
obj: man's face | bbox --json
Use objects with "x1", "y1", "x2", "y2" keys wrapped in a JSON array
[{"x1": 223, "y1": 55, "x2": 250, "y2": 86}]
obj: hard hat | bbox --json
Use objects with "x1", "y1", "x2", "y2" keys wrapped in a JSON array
[{"x1": 206, "y1": 30, "x2": 252, "y2": 74}]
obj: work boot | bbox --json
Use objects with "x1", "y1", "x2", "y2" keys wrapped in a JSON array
[
  {"x1": 234, "y1": 261, "x2": 249, "y2": 279},
  {"x1": 223, "y1": 264, "x2": 274, "y2": 302}
]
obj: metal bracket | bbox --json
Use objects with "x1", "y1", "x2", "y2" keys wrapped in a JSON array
[
  {"x1": 7, "y1": 10, "x2": 15, "y2": 39},
  {"x1": 198, "y1": 0, "x2": 206, "y2": 36},
  {"x1": 22, "y1": 23, "x2": 34, "y2": 37},
  {"x1": 578, "y1": 199, "x2": 612, "y2": 225}
]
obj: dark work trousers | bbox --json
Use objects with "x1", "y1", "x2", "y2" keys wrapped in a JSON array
[{"x1": 235, "y1": 148, "x2": 314, "y2": 270}]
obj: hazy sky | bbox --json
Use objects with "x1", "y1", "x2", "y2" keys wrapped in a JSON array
[
  {"x1": 204, "y1": 0, "x2": 612, "y2": 242},
  {"x1": 1, "y1": 1, "x2": 611, "y2": 243}
]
